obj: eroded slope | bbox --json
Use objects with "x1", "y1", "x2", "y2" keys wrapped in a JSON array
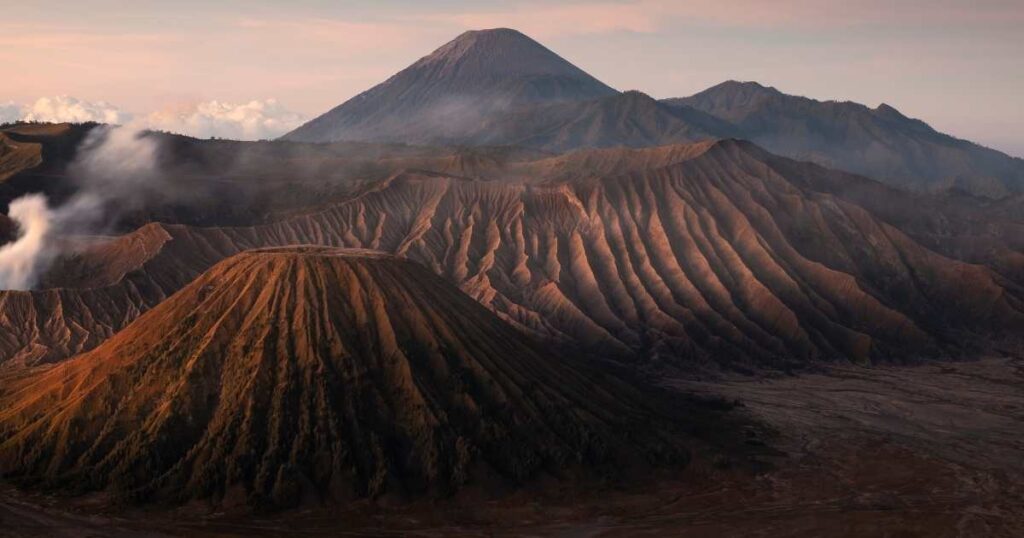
[
  {"x1": 2, "y1": 140, "x2": 1021, "y2": 370},
  {"x1": 0, "y1": 247, "x2": 696, "y2": 508}
]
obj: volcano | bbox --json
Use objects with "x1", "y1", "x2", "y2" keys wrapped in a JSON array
[
  {"x1": 0, "y1": 247, "x2": 695, "y2": 508},
  {"x1": 281, "y1": 28, "x2": 1024, "y2": 198},
  {"x1": 283, "y1": 28, "x2": 617, "y2": 145}
]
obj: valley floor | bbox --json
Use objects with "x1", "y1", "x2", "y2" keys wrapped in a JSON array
[{"x1": 1, "y1": 357, "x2": 1021, "y2": 537}]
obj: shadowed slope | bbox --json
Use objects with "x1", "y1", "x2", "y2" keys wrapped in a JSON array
[{"x1": 0, "y1": 247, "x2": 696, "y2": 508}]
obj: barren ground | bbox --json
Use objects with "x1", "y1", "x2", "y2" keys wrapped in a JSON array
[{"x1": 1, "y1": 356, "x2": 1021, "y2": 537}]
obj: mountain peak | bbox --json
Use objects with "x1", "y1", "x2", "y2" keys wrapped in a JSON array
[
  {"x1": 702, "y1": 80, "x2": 782, "y2": 100},
  {"x1": 609, "y1": 90, "x2": 661, "y2": 108},
  {"x1": 447, "y1": 27, "x2": 532, "y2": 46},
  {"x1": 283, "y1": 28, "x2": 616, "y2": 144},
  {"x1": 414, "y1": 27, "x2": 607, "y2": 82},
  {"x1": 873, "y1": 103, "x2": 908, "y2": 120}
]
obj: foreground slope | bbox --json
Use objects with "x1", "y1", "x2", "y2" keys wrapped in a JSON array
[
  {"x1": 0, "y1": 247, "x2": 697, "y2": 508},
  {"x1": 666, "y1": 81, "x2": 1024, "y2": 196}
]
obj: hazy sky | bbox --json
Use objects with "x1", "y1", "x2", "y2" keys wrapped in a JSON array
[{"x1": 2, "y1": 0, "x2": 1022, "y2": 155}]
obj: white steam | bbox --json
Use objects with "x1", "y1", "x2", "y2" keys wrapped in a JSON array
[
  {"x1": 0, "y1": 96, "x2": 302, "y2": 289},
  {"x1": 0, "y1": 125, "x2": 161, "y2": 290},
  {"x1": 0, "y1": 195, "x2": 55, "y2": 290}
]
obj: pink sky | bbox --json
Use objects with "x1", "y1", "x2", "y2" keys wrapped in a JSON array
[{"x1": 2, "y1": 0, "x2": 1022, "y2": 154}]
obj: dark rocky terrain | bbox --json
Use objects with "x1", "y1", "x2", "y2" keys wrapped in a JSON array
[
  {"x1": 0, "y1": 356, "x2": 1020, "y2": 537},
  {"x1": 0, "y1": 24, "x2": 1022, "y2": 538}
]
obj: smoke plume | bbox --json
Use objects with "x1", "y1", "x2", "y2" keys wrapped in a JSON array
[
  {"x1": 0, "y1": 125, "x2": 161, "y2": 290},
  {"x1": 0, "y1": 195, "x2": 55, "y2": 290}
]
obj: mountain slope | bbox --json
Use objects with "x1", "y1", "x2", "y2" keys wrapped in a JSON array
[
  {"x1": 0, "y1": 133, "x2": 42, "y2": 183},
  {"x1": 665, "y1": 81, "x2": 1024, "y2": 197},
  {"x1": 0, "y1": 247, "x2": 699, "y2": 508},
  {"x1": 4, "y1": 141, "x2": 1020, "y2": 370},
  {"x1": 467, "y1": 90, "x2": 735, "y2": 152},
  {"x1": 283, "y1": 28, "x2": 617, "y2": 144}
]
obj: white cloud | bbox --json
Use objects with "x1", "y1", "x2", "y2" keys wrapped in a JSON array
[
  {"x1": 1, "y1": 97, "x2": 305, "y2": 140},
  {"x1": 22, "y1": 96, "x2": 130, "y2": 124},
  {"x1": 0, "y1": 102, "x2": 25, "y2": 124},
  {"x1": 142, "y1": 99, "x2": 306, "y2": 140}
]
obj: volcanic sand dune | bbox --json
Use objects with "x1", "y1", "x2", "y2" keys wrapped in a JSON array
[{"x1": 0, "y1": 247, "x2": 709, "y2": 509}]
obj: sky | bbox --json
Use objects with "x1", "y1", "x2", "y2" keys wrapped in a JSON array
[{"x1": 1, "y1": 0, "x2": 1022, "y2": 155}]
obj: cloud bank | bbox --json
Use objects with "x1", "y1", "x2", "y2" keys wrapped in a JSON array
[
  {"x1": 0, "y1": 102, "x2": 23, "y2": 125},
  {"x1": 1, "y1": 96, "x2": 129, "y2": 125},
  {"x1": 143, "y1": 99, "x2": 306, "y2": 140},
  {"x1": 21, "y1": 96, "x2": 130, "y2": 124},
  {"x1": 1, "y1": 97, "x2": 305, "y2": 140}
]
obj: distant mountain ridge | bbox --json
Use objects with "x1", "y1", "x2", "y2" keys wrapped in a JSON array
[
  {"x1": 664, "y1": 81, "x2": 1024, "y2": 197},
  {"x1": 284, "y1": 29, "x2": 1024, "y2": 197}
]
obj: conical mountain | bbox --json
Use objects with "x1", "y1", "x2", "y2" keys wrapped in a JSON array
[
  {"x1": 283, "y1": 28, "x2": 617, "y2": 144},
  {"x1": 0, "y1": 247, "x2": 694, "y2": 509}
]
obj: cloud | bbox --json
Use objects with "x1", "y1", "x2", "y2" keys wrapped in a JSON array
[
  {"x1": 142, "y1": 99, "x2": 307, "y2": 140},
  {"x1": 21, "y1": 96, "x2": 130, "y2": 124},
  {"x1": 0, "y1": 102, "x2": 23, "y2": 125},
  {"x1": 2, "y1": 96, "x2": 305, "y2": 141}
]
